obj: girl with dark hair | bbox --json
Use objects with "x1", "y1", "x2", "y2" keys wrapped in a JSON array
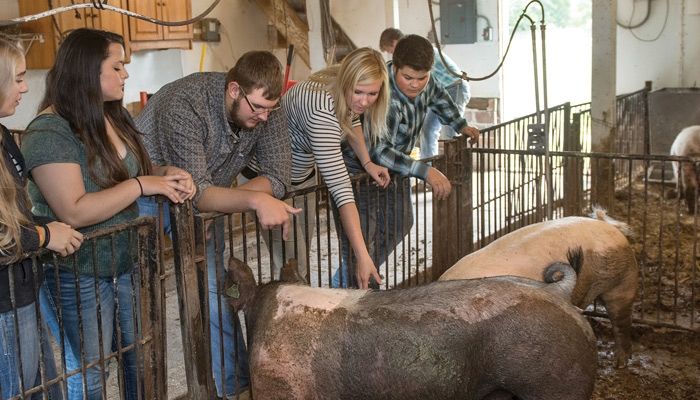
[
  {"x1": 22, "y1": 28, "x2": 195, "y2": 399},
  {"x1": 0, "y1": 37, "x2": 82, "y2": 399}
]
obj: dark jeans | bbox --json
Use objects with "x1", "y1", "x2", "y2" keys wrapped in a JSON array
[{"x1": 331, "y1": 176, "x2": 413, "y2": 288}]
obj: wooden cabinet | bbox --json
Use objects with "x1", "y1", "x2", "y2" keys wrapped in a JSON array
[
  {"x1": 128, "y1": 0, "x2": 193, "y2": 52},
  {"x1": 16, "y1": 0, "x2": 57, "y2": 69},
  {"x1": 53, "y1": 0, "x2": 128, "y2": 37},
  {"x1": 17, "y1": 0, "x2": 192, "y2": 69},
  {"x1": 17, "y1": 0, "x2": 129, "y2": 69}
]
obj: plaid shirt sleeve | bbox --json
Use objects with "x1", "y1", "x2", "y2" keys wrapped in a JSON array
[
  {"x1": 372, "y1": 99, "x2": 430, "y2": 180},
  {"x1": 426, "y1": 81, "x2": 469, "y2": 133}
]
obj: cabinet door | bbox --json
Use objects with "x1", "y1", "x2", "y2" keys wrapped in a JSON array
[
  {"x1": 161, "y1": 0, "x2": 193, "y2": 40},
  {"x1": 17, "y1": 0, "x2": 55, "y2": 69},
  {"x1": 54, "y1": 0, "x2": 89, "y2": 38},
  {"x1": 94, "y1": 0, "x2": 126, "y2": 36},
  {"x1": 128, "y1": 0, "x2": 163, "y2": 41},
  {"x1": 93, "y1": 0, "x2": 131, "y2": 61}
]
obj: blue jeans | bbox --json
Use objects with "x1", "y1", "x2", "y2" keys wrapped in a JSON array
[
  {"x1": 141, "y1": 197, "x2": 249, "y2": 395},
  {"x1": 237, "y1": 174, "x2": 315, "y2": 282},
  {"x1": 41, "y1": 268, "x2": 139, "y2": 400},
  {"x1": 420, "y1": 81, "x2": 471, "y2": 159},
  {"x1": 206, "y1": 218, "x2": 250, "y2": 397},
  {"x1": 331, "y1": 177, "x2": 413, "y2": 288},
  {"x1": 0, "y1": 303, "x2": 62, "y2": 399},
  {"x1": 137, "y1": 196, "x2": 171, "y2": 236}
]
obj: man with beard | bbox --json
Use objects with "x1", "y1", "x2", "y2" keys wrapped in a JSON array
[{"x1": 136, "y1": 51, "x2": 297, "y2": 399}]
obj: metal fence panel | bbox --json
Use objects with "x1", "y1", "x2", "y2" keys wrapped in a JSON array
[{"x1": 3, "y1": 217, "x2": 164, "y2": 400}]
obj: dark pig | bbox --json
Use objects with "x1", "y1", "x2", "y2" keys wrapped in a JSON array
[
  {"x1": 225, "y1": 257, "x2": 597, "y2": 400},
  {"x1": 439, "y1": 206, "x2": 638, "y2": 367},
  {"x1": 670, "y1": 125, "x2": 700, "y2": 213}
]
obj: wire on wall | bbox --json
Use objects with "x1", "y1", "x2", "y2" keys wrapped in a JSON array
[
  {"x1": 427, "y1": 0, "x2": 544, "y2": 82},
  {"x1": 616, "y1": 0, "x2": 651, "y2": 29},
  {"x1": 1, "y1": 0, "x2": 222, "y2": 28},
  {"x1": 624, "y1": 0, "x2": 669, "y2": 43}
]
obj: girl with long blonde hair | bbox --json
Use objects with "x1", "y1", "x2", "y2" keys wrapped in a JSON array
[
  {"x1": 278, "y1": 47, "x2": 390, "y2": 288},
  {"x1": 0, "y1": 36, "x2": 83, "y2": 399}
]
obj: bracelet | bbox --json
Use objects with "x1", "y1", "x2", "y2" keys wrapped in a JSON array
[
  {"x1": 36, "y1": 225, "x2": 45, "y2": 247},
  {"x1": 41, "y1": 224, "x2": 51, "y2": 248},
  {"x1": 134, "y1": 177, "x2": 144, "y2": 196},
  {"x1": 362, "y1": 160, "x2": 372, "y2": 169}
]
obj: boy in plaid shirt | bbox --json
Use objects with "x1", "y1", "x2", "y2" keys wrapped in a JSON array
[{"x1": 336, "y1": 34, "x2": 479, "y2": 286}]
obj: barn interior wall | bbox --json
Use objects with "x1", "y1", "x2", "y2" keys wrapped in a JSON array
[
  {"x1": 330, "y1": 0, "x2": 501, "y2": 99},
  {"x1": 617, "y1": 0, "x2": 700, "y2": 93},
  {"x1": 1, "y1": 0, "x2": 698, "y2": 130}
]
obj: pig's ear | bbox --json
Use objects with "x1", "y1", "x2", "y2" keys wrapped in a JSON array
[
  {"x1": 225, "y1": 257, "x2": 257, "y2": 312},
  {"x1": 280, "y1": 259, "x2": 307, "y2": 284}
]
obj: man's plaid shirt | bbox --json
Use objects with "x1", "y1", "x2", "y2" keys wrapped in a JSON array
[{"x1": 369, "y1": 61, "x2": 468, "y2": 179}]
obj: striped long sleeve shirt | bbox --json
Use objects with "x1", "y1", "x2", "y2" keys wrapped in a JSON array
[
  {"x1": 284, "y1": 79, "x2": 359, "y2": 208},
  {"x1": 371, "y1": 61, "x2": 469, "y2": 179}
]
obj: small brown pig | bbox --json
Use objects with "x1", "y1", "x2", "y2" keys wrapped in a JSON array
[
  {"x1": 225, "y1": 256, "x2": 597, "y2": 400},
  {"x1": 439, "y1": 207, "x2": 639, "y2": 367}
]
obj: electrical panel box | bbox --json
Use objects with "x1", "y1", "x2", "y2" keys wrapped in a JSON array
[
  {"x1": 440, "y1": 0, "x2": 477, "y2": 44},
  {"x1": 193, "y1": 18, "x2": 221, "y2": 42}
]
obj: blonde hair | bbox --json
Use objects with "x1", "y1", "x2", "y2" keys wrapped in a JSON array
[
  {"x1": 0, "y1": 37, "x2": 31, "y2": 261},
  {"x1": 309, "y1": 47, "x2": 389, "y2": 144}
]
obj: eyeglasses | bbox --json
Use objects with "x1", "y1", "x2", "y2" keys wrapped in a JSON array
[{"x1": 239, "y1": 86, "x2": 281, "y2": 115}]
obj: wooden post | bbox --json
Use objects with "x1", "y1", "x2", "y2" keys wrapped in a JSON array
[
  {"x1": 432, "y1": 136, "x2": 472, "y2": 278},
  {"x1": 459, "y1": 138, "x2": 474, "y2": 258},
  {"x1": 170, "y1": 202, "x2": 215, "y2": 399},
  {"x1": 564, "y1": 110, "x2": 584, "y2": 216},
  {"x1": 138, "y1": 222, "x2": 167, "y2": 399},
  {"x1": 432, "y1": 145, "x2": 448, "y2": 279},
  {"x1": 591, "y1": 1, "x2": 617, "y2": 210}
]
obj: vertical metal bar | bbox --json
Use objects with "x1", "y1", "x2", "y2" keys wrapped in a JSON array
[
  {"x1": 303, "y1": 194, "x2": 311, "y2": 281},
  {"x1": 110, "y1": 232, "x2": 125, "y2": 400},
  {"x1": 315, "y1": 188, "x2": 322, "y2": 287},
  {"x1": 88, "y1": 239, "x2": 107, "y2": 399}
]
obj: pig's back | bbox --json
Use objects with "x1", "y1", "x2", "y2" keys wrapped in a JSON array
[
  {"x1": 248, "y1": 279, "x2": 595, "y2": 400},
  {"x1": 440, "y1": 217, "x2": 627, "y2": 281},
  {"x1": 671, "y1": 125, "x2": 700, "y2": 157}
]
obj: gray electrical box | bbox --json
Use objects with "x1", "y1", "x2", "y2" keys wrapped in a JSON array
[
  {"x1": 193, "y1": 18, "x2": 221, "y2": 42},
  {"x1": 440, "y1": 0, "x2": 477, "y2": 44}
]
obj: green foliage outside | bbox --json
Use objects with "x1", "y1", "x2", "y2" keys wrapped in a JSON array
[{"x1": 509, "y1": 0, "x2": 592, "y2": 31}]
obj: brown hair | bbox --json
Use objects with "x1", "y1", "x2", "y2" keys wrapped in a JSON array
[
  {"x1": 226, "y1": 51, "x2": 283, "y2": 100},
  {"x1": 379, "y1": 28, "x2": 404, "y2": 52},
  {"x1": 393, "y1": 34, "x2": 434, "y2": 72},
  {"x1": 40, "y1": 28, "x2": 153, "y2": 188}
]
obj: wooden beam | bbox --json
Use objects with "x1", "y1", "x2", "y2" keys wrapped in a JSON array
[{"x1": 255, "y1": 0, "x2": 310, "y2": 67}]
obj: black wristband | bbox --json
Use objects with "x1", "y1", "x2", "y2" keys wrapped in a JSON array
[
  {"x1": 134, "y1": 177, "x2": 144, "y2": 196},
  {"x1": 41, "y1": 224, "x2": 51, "y2": 248}
]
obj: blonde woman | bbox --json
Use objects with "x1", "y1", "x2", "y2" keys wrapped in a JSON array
[
  {"x1": 282, "y1": 47, "x2": 390, "y2": 288},
  {"x1": 0, "y1": 37, "x2": 83, "y2": 399}
]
